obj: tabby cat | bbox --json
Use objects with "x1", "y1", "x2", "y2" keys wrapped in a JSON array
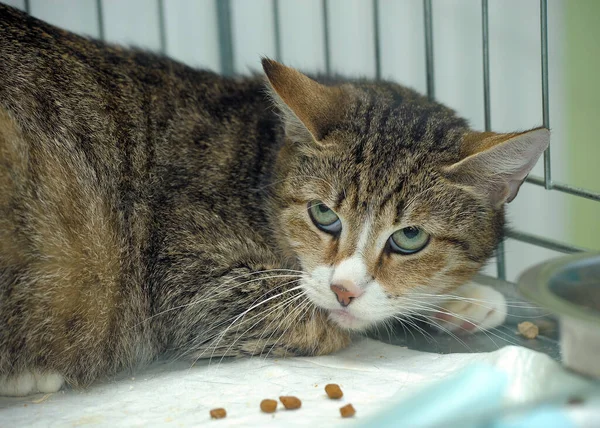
[{"x1": 0, "y1": 4, "x2": 548, "y2": 396}]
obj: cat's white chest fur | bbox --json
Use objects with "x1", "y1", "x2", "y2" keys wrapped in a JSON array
[
  {"x1": 0, "y1": 370, "x2": 64, "y2": 396},
  {"x1": 432, "y1": 282, "x2": 507, "y2": 333}
]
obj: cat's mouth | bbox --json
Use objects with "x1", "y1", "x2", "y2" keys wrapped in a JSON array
[{"x1": 328, "y1": 308, "x2": 372, "y2": 331}]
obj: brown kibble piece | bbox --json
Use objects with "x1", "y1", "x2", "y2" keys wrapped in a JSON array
[
  {"x1": 518, "y1": 321, "x2": 539, "y2": 339},
  {"x1": 260, "y1": 399, "x2": 278, "y2": 413},
  {"x1": 567, "y1": 396, "x2": 585, "y2": 406},
  {"x1": 279, "y1": 396, "x2": 302, "y2": 410},
  {"x1": 340, "y1": 404, "x2": 356, "y2": 418},
  {"x1": 325, "y1": 383, "x2": 343, "y2": 399},
  {"x1": 210, "y1": 408, "x2": 227, "y2": 419}
]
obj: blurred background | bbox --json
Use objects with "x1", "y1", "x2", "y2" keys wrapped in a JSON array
[{"x1": 2, "y1": 0, "x2": 598, "y2": 283}]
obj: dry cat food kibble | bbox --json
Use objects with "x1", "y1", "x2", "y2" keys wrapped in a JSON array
[
  {"x1": 518, "y1": 321, "x2": 539, "y2": 339},
  {"x1": 279, "y1": 396, "x2": 302, "y2": 410},
  {"x1": 567, "y1": 396, "x2": 585, "y2": 406},
  {"x1": 209, "y1": 408, "x2": 227, "y2": 419},
  {"x1": 325, "y1": 384, "x2": 343, "y2": 399},
  {"x1": 340, "y1": 404, "x2": 356, "y2": 418},
  {"x1": 260, "y1": 399, "x2": 278, "y2": 413}
]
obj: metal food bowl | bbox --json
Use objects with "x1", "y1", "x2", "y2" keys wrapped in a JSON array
[{"x1": 518, "y1": 253, "x2": 600, "y2": 378}]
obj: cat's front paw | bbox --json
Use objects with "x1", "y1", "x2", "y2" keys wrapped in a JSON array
[
  {"x1": 0, "y1": 370, "x2": 64, "y2": 397},
  {"x1": 431, "y1": 282, "x2": 507, "y2": 334}
]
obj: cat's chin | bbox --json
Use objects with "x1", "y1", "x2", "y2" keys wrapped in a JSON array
[{"x1": 328, "y1": 309, "x2": 373, "y2": 331}]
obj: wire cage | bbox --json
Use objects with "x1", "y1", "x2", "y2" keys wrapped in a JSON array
[{"x1": 3, "y1": 0, "x2": 599, "y2": 285}]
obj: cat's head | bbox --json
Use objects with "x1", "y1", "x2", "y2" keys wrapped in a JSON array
[{"x1": 263, "y1": 59, "x2": 549, "y2": 331}]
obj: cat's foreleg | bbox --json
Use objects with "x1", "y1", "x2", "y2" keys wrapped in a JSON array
[{"x1": 430, "y1": 282, "x2": 507, "y2": 334}]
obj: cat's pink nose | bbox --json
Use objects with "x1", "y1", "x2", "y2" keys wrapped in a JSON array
[{"x1": 330, "y1": 282, "x2": 363, "y2": 307}]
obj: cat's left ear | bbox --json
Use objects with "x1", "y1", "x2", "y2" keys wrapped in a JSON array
[
  {"x1": 262, "y1": 58, "x2": 346, "y2": 144},
  {"x1": 443, "y1": 127, "x2": 550, "y2": 208}
]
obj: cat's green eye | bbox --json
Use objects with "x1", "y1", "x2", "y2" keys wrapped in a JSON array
[
  {"x1": 389, "y1": 227, "x2": 430, "y2": 255},
  {"x1": 308, "y1": 200, "x2": 341, "y2": 234}
]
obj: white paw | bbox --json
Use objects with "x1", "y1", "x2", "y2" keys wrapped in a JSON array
[
  {"x1": 431, "y1": 282, "x2": 507, "y2": 334},
  {"x1": 0, "y1": 370, "x2": 64, "y2": 396}
]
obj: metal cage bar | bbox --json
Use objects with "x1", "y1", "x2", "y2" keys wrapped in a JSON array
[
  {"x1": 373, "y1": 0, "x2": 381, "y2": 80},
  {"x1": 481, "y1": 0, "x2": 491, "y2": 132},
  {"x1": 322, "y1": 0, "x2": 331, "y2": 75},
  {"x1": 95, "y1": 0, "x2": 104, "y2": 41},
  {"x1": 526, "y1": 175, "x2": 600, "y2": 201},
  {"x1": 423, "y1": 0, "x2": 435, "y2": 100},
  {"x1": 540, "y1": 0, "x2": 552, "y2": 189},
  {"x1": 157, "y1": 0, "x2": 167, "y2": 54},
  {"x1": 272, "y1": 0, "x2": 282, "y2": 62},
  {"x1": 506, "y1": 230, "x2": 587, "y2": 254},
  {"x1": 481, "y1": 0, "x2": 507, "y2": 279},
  {"x1": 216, "y1": 0, "x2": 235, "y2": 76}
]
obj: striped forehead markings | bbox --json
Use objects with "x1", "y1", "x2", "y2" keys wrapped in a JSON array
[{"x1": 355, "y1": 214, "x2": 373, "y2": 255}]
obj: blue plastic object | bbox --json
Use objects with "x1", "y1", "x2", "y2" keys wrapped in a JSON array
[
  {"x1": 357, "y1": 364, "x2": 574, "y2": 428},
  {"x1": 490, "y1": 406, "x2": 574, "y2": 428},
  {"x1": 359, "y1": 364, "x2": 509, "y2": 427}
]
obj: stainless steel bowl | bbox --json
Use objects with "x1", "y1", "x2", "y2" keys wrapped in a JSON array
[{"x1": 518, "y1": 253, "x2": 600, "y2": 378}]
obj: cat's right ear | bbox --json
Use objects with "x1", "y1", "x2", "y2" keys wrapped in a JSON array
[
  {"x1": 443, "y1": 128, "x2": 550, "y2": 208},
  {"x1": 262, "y1": 58, "x2": 345, "y2": 144}
]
